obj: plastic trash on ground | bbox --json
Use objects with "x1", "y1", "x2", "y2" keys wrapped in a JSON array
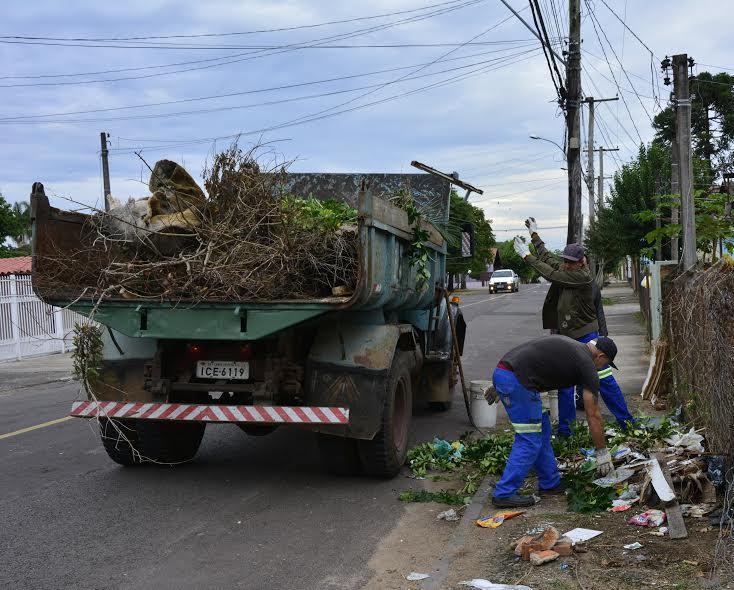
[
  {"x1": 406, "y1": 572, "x2": 431, "y2": 581},
  {"x1": 664, "y1": 427, "x2": 705, "y2": 453},
  {"x1": 437, "y1": 508, "x2": 460, "y2": 522},
  {"x1": 476, "y1": 510, "x2": 525, "y2": 528},
  {"x1": 623, "y1": 542, "x2": 643, "y2": 550},
  {"x1": 459, "y1": 581, "x2": 534, "y2": 590},
  {"x1": 433, "y1": 438, "x2": 464, "y2": 461},
  {"x1": 593, "y1": 467, "x2": 634, "y2": 487},
  {"x1": 629, "y1": 509, "x2": 666, "y2": 527},
  {"x1": 562, "y1": 528, "x2": 603, "y2": 543}
]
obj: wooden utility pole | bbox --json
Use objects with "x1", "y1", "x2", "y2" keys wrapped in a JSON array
[
  {"x1": 100, "y1": 132, "x2": 111, "y2": 212},
  {"x1": 566, "y1": 0, "x2": 583, "y2": 245},
  {"x1": 672, "y1": 54, "x2": 696, "y2": 269}
]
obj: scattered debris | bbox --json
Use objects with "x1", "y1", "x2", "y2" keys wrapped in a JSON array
[
  {"x1": 563, "y1": 528, "x2": 603, "y2": 543},
  {"x1": 476, "y1": 510, "x2": 525, "y2": 528},
  {"x1": 459, "y1": 580, "x2": 533, "y2": 590},
  {"x1": 437, "y1": 508, "x2": 460, "y2": 522},
  {"x1": 623, "y1": 542, "x2": 643, "y2": 550},
  {"x1": 406, "y1": 572, "x2": 431, "y2": 581},
  {"x1": 664, "y1": 428, "x2": 705, "y2": 453},
  {"x1": 629, "y1": 510, "x2": 667, "y2": 527},
  {"x1": 610, "y1": 499, "x2": 635, "y2": 512},
  {"x1": 680, "y1": 504, "x2": 716, "y2": 518},
  {"x1": 593, "y1": 467, "x2": 634, "y2": 487},
  {"x1": 530, "y1": 549, "x2": 559, "y2": 566},
  {"x1": 649, "y1": 527, "x2": 668, "y2": 537},
  {"x1": 645, "y1": 458, "x2": 676, "y2": 502}
]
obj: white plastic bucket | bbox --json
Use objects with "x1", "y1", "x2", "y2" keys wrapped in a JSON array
[{"x1": 469, "y1": 380, "x2": 498, "y2": 428}]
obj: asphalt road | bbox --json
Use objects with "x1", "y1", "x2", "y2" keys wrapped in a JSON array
[{"x1": 0, "y1": 284, "x2": 548, "y2": 590}]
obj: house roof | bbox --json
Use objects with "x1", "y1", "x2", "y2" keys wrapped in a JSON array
[{"x1": 0, "y1": 256, "x2": 32, "y2": 276}]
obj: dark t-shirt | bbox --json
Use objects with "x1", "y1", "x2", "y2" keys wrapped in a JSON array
[{"x1": 500, "y1": 335, "x2": 599, "y2": 394}]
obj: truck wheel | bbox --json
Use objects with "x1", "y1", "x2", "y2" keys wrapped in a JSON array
[
  {"x1": 358, "y1": 353, "x2": 413, "y2": 477},
  {"x1": 99, "y1": 418, "x2": 142, "y2": 466},
  {"x1": 135, "y1": 421, "x2": 206, "y2": 464},
  {"x1": 317, "y1": 434, "x2": 362, "y2": 475}
]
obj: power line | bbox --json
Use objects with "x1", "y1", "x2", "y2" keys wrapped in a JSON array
[
  {"x1": 470, "y1": 179, "x2": 567, "y2": 204},
  {"x1": 596, "y1": 0, "x2": 658, "y2": 60},
  {"x1": 0, "y1": 0, "x2": 486, "y2": 88},
  {"x1": 108, "y1": 50, "x2": 541, "y2": 154},
  {"x1": 0, "y1": 0, "x2": 474, "y2": 42},
  {"x1": 529, "y1": 0, "x2": 565, "y2": 103},
  {"x1": 493, "y1": 224, "x2": 566, "y2": 231},
  {"x1": 584, "y1": 2, "x2": 654, "y2": 125},
  {"x1": 583, "y1": 0, "x2": 643, "y2": 144},
  {"x1": 0, "y1": 50, "x2": 539, "y2": 125},
  {"x1": 0, "y1": 46, "x2": 535, "y2": 122}
]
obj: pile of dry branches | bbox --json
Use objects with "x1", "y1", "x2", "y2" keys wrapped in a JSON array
[
  {"x1": 665, "y1": 259, "x2": 734, "y2": 456},
  {"x1": 42, "y1": 144, "x2": 360, "y2": 302}
]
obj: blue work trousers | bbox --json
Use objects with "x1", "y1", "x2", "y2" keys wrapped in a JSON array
[
  {"x1": 557, "y1": 331, "x2": 635, "y2": 437},
  {"x1": 492, "y1": 367, "x2": 560, "y2": 498}
]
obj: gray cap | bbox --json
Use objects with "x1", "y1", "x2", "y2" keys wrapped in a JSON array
[{"x1": 561, "y1": 243, "x2": 585, "y2": 261}]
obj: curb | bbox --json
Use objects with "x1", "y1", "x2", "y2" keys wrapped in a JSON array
[{"x1": 421, "y1": 473, "x2": 494, "y2": 590}]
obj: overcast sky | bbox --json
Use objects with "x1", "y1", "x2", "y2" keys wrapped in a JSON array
[{"x1": 1, "y1": 0, "x2": 731, "y2": 248}]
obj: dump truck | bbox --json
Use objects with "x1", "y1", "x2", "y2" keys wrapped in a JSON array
[{"x1": 31, "y1": 172, "x2": 467, "y2": 477}]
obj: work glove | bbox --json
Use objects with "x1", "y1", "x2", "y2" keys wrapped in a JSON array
[
  {"x1": 485, "y1": 384, "x2": 498, "y2": 405},
  {"x1": 513, "y1": 236, "x2": 530, "y2": 259},
  {"x1": 594, "y1": 448, "x2": 614, "y2": 476},
  {"x1": 525, "y1": 216, "x2": 538, "y2": 236}
]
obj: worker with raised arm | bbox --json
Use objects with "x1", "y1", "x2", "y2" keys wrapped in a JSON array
[
  {"x1": 490, "y1": 335, "x2": 618, "y2": 508},
  {"x1": 513, "y1": 218, "x2": 634, "y2": 438}
]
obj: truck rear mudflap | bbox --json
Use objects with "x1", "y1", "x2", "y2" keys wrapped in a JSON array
[{"x1": 70, "y1": 401, "x2": 349, "y2": 425}]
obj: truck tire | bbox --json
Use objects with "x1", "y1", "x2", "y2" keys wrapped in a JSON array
[
  {"x1": 358, "y1": 353, "x2": 413, "y2": 477},
  {"x1": 99, "y1": 418, "x2": 142, "y2": 466},
  {"x1": 135, "y1": 421, "x2": 206, "y2": 464},
  {"x1": 317, "y1": 434, "x2": 362, "y2": 475}
]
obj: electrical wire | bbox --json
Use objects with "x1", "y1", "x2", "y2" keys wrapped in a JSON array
[
  {"x1": 529, "y1": 0, "x2": 565, "y2": 103},
  {"x1": 0, "y1": 0, "x2": 486, "y2": 87},
  {"x1": 585, "y1": 1, "x2": 653, "y2": 126},
  {"x1": 0, "y1": 0, "x2": 475, "y2": 42},
  {"x1": 0, "y1": 42, "x2": 535, "y2": 123},
  {"x1": 583, "y1": 0, "x2": 643, "y2": 144},
  {"x1": 107, "y1": 50, "x2": 542, "y2": 154}
]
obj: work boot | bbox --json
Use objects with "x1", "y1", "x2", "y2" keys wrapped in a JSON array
[
  {"x1": 491, "y1": 493, "x2": 538, "y2": 508},
  {"x1": 538, "y1": 481, "x2": 568, "y2": 497}
]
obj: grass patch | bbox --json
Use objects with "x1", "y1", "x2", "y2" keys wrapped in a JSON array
[{"x1": 601, "y1": 297, "x2": 617, "y2": 305}]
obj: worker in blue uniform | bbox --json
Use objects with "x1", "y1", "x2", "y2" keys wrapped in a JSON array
[
  {"x1": 490, "y1": 335, "x2": 618, "y2": 508},
  {"x1": 515, "y1": 218, "x2": 635, "y2": 437}
]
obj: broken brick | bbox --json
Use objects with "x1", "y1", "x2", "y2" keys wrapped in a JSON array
[
  {"x1": 513, "y1": 535, "x2": 535, "y2": 556},
  {"x1": 530, "y1": 549, "x2": 560, "y2": 566},
  {"x1": 552, "y1": 537, "x2": 573, "y2": 557}
]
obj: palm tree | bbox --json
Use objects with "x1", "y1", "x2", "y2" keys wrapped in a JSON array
[{"x1": 12, "y1": 201, "x2": 31, "y2": 246}]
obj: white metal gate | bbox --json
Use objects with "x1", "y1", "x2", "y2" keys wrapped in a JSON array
[{"x1": 0, "y1": 274, "x2": 88, "y2": 361}]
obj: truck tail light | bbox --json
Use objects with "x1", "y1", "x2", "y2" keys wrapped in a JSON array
[
  {"x1": 238, "y1": 344, "x2": 253, "y2": 360},
  {"x1": 186, "y1": 343, "x2": 204, "y2": 362}
]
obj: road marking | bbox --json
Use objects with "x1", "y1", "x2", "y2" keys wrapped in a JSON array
[
  {"x1": 460, "y1": 284, "x2": 543, "y2": 308},
  {"x1": 0, "y1": 416, "x2": 74, "y2": 440}
]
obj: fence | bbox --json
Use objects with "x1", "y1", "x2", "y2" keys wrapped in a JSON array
[{"x1": 0, "y1": 274, "x2": 87, "y2": 362}]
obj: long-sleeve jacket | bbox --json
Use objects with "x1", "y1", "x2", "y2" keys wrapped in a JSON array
[{"x1": 525, "y1": 234, "x2": 599, "y2": 339}]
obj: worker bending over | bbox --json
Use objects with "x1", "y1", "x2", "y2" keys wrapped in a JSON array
[
  {"x1": 491, "y1": 335, "x2": 617, "y2": 508},
  {"x1": 513, "y1": 219, "x2": 634, "y2": 437}
]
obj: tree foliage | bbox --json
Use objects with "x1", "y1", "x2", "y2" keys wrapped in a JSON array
[
  {"x1": 653, "y1": 71, "x2": 734, "y2": 180},
  {"x1": 496, "y1": 239, "x2": 538, "y2": 282},
  {"x1": 0, "y1": 194, "x2": 30, "y2": 258}
]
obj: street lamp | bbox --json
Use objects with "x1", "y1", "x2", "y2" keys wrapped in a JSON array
[{"x1": 529, "y1": 135, "x2": 566, "y2": 160}]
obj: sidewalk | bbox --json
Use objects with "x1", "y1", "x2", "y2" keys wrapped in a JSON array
[{"x1": 0, "y1": 352, "x2": 74, "y2": 392}]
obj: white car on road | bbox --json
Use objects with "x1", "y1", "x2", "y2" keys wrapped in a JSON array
[{"x1": 488, "y1": 269, "x2": 520, "y2": 293}]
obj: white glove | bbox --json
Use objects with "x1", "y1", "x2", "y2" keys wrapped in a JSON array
[
  {"x1": 595, "y1": 448, "x2": 614, "y2": 476},
  {"x1": 525, "y1": 217, "x2": 538, "y2": 236},
  {"x1": 513, "y1": 236, "x2": 530, "y2": 259}
]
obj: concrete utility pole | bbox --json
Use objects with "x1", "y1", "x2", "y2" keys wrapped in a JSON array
[
  {"x1": 100, "y1": 132, "x2": 111, "y2": 212},
  {"x1": 566, "y1": 0, "x2": 583, "y2": 245},
  {"x1": 672, "y1": 54, "x2": 696, "y2": 269},
  {"x1": 670, "y1": 137, "x2": 680, "y2": 262}
]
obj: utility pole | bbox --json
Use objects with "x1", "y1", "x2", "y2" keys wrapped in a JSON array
[
  {"x1": 670, "y1": 131, "x2": 680, "y2": 262},
  {"x1": 566, "y1": 0, "x2": 582, "y2": 245},
  {"x1": 594, "y1": 147, "x2": 619, "y2": 210},
  {"x1": 100, "y1": 131, "x2": 111, "y2": 212},
  {"x1": 672, "y1": 54, "x2": 696, "y2": 269}
]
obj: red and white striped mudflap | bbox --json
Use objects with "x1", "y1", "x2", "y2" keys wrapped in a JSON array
[{"x1": 70, "y1": 401, "x2": 349, "y2": 424}]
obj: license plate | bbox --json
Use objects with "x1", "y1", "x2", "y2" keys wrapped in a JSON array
[{"x1": 196, "y1": 361, "x2": 249, "y2": 380}]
